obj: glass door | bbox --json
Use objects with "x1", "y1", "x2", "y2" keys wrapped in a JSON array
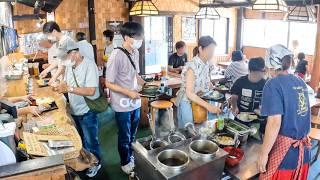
[{"x1": 144, "y1": 16, "x2": 169, "y2": 74}]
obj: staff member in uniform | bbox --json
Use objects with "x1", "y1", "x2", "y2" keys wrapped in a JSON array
[{"x1": 257, "y1": 44, "x2": 311, "y2": 180}]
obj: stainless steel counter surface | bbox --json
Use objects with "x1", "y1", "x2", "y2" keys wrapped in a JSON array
[
  {"x1": 224, "y1": 139, "x2": 262, "y2": 180},
  {"x1": 133, "y1": 136, "x2": 229, "y2": 180}
]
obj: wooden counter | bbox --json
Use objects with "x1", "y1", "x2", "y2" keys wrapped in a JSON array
[
  {"x1": 0, "y1": 155, "x2": 66, "y2": 180},
  {"x1": 7, "y1": 77, "x2": 92, "y2": 173}
]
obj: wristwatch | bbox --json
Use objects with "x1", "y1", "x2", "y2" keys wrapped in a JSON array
[{"x1": 68, "y1": 86, "x2": 74, "y2": 93}]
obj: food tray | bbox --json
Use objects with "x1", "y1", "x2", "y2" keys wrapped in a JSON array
[
  {"x1": 36, "y1": 79, "x2": 50, "y2": 87},
  {"x1": 23, "y1": 125, "x2": 82, "y2": 160},
  {"x1": 33, "y1": 98, "x2": 58, "y2": 113},
  {"x1": 5, "y1": 74, "x2": 23, "y2": 80},
  {"x1": 202, "y1": 92, "x2": 225, "y2": 101},
  {"x1": 236, "y1": 112, "x2": 259, "y2": 123},
  {"x1": 225, "y1": 120, "x2": 250, "y2": 134}
]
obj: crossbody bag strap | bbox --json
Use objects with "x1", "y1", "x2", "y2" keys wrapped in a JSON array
[
  {"x1": 115, "y1": 47, "x2": 136, "y2": 70},
  {"x1": 71, "y1": 68, "x2": 80, "y2": 88},
  {"x1": 72, "y1": 65, "x2": 104, "y2": 97}
]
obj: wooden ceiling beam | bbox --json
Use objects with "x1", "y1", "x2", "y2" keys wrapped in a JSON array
[{"x1": 200, "y1": 0, "x2": 320, "y2": 8}]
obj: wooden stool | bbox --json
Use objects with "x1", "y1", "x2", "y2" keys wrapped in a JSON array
[
  {"x1": 170, "y1": 98, "x2": 177, "y2": 106},
  {"x1": 312, "y1": 115, "x2": 320, "y2": 128},
  {"x1": 150, "y1": 101, "x2": 174, "y2": 137},
  {"x1": 170, "y1": 98, "x2": 178, "y2": 127},
  {"x1": 309, "y1": 128, "x2": 320, "y2": 163}
]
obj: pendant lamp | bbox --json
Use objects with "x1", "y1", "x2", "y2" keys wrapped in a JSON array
[
  {"x1": 129, "y1": 0, "x2": 159, "y2": 16},
  {"x1": 252, "y1": 0, "x2": 288, "y2": 12}
]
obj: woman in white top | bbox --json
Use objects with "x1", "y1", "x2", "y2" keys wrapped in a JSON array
[{"x1": 176, "y1": 36, "x2": 221, "y2": 128}]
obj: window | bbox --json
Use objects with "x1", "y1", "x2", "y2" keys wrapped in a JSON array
[
  {"x1": 288, "y1": 22, "x2": 317, "y2": 55},
  {"x1": 200, "y1": 18, "x2": 229, "y2": 55},
  {"x1": 243, "y1": 19, "x2": 288, "y2": 48},
  {"x1": 243, "y1": 19, "x2": 317, "y2": 55},
  {"x1": 144, "y1": 16, "x2": 169, "y2": 74}
]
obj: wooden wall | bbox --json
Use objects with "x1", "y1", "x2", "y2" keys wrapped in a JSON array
[
  {"x1": 94, "y1": 0, "x2": 128, "y2": 65},
  {"x1": 13, "y1": 3, "x2": 40, "y2": 34},
  {"x1": 13, "y1": 0, "x2": 237, "y2": 65},
  {"x1": 13, "y1": 0, "x2": 89, "y2": 35}
]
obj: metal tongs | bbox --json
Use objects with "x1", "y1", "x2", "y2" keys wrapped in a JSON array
[{"x1": 184, "y1": 122, "x2": 198, "y2": 137}]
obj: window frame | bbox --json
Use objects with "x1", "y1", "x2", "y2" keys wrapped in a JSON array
[
  {"x1": 242, "y1": 18, "x2": 317, "y2": 55},
  {"x1": 199, "y1": 17, "x2": 230, "y2": 55}
]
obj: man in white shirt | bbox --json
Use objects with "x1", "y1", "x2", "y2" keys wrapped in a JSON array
[
  {"x1": 41, "y1": 21, "x2": 77, "y2": 84},
  {"x1": 39, "y1": 39, "x2": 60, "y2": 78},
  {"x1": 76, "y1": 32, "x2": 95, "y2": 62}
]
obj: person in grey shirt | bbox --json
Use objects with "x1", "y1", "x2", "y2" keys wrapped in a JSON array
[
  {"x1": 54, "y1": 44, "x2": 101, "y2": 178},
  {"x1": 105, "y1": 22, "x2": 145, "y2": 174}
]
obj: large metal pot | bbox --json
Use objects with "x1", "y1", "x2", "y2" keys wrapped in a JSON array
[
  {"x1": 157, "y1": 149, "x2": 189, "y2": 173},
  {"x1": 150, "y1": 139, "x2": 169, "y2": 150},
  {"x1": 189, "y1": 140, "x2": 219, "y2": 161},
  {"x1": 167, "y1": 131, "x2": 186, "y2": 144}
]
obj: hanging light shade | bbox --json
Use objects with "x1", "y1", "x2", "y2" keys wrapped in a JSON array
[
  {"x1": 252, "y1": 0, "x2": 288, "y2": 12},
  {"x1": 195, "y1": 7, "x2": 220, "y2": 19},
  {"x1": 129, "y1": 0, "x2": 159, "y2": 16},
  {"x1": 286, "y1": 6, "x2": 316, "y2": 22}
]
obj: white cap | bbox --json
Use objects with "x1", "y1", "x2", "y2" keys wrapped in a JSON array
[{"x1": 265, "y1": 44, "x2": 293, "y2": 69}]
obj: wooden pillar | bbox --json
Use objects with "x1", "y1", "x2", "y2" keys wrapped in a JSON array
[
  {"x1": 310, "y1": 6, "x2": 320, "y2": 89},
  {"x1": 88, "y1": 0, "x2": 97, "y2": 63}
]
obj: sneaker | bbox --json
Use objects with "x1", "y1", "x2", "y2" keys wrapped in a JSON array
[
  {"x1": 130, "y1": 156, "x2": 135, "y2": 167},
  {"x1": 121, "y1": 162, "x2": 134, "y2": 175},
  {"x1": 86, "y1": 164, "x2": 101, "y2": 177}
]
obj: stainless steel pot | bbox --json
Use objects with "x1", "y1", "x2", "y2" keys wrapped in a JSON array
[
  {"x1": 157, "y1": 149, "x2": 189, "y2": 173},
  {"x1": 189, "y1": 139, "x2": 219, "y2": 161},
  {"x1": 167, "y1": 131, "x2": 186, "y2": 144},
  {"x1": 150, "y1": 139, "x2": 169, "y2": 150}
]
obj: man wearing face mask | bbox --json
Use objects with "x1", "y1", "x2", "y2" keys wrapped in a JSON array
[
  {"x1": 54, "y1": 43, "x2": 102, "y2": 177},
  {"x1": 105, "y1": 22, "x2": 145, "y2": 174},
  {"x1": 103, "y1": 29, "x2": 114, "y2": 65},
  {"x1": 41, "y1": 21, "x2": 77, "y2": 85},
  {"x1": 38, "y1": 37, "x2": 60, "y2": 79}
]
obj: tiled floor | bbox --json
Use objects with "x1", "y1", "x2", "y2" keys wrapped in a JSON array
[{"x1": 78, "y1": 108, "x2": 320, "y2": 180}]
